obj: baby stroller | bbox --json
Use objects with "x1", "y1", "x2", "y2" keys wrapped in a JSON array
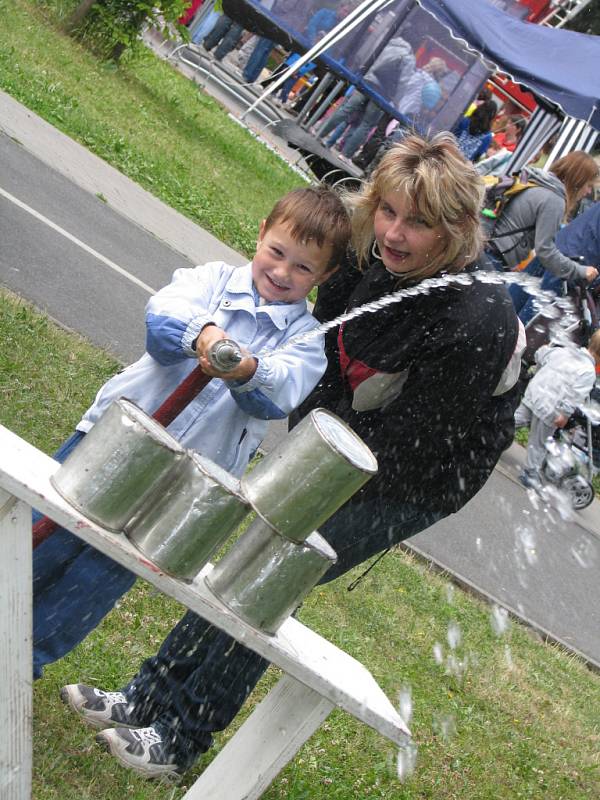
[{"x1": 540, "y1": 394, "x2": 599, "y2": 510}]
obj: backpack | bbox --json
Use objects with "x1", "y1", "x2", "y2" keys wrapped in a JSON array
[{"x1": 481, "y1": 170, "x2": 540, "y2": 240}]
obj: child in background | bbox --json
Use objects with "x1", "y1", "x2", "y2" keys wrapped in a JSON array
[
  {"x1": 515, "y1": 331, "x2": 600, "y2": 487},
  {"x1": 34, "y1": 186, "x2": 351, "y2": 680}
]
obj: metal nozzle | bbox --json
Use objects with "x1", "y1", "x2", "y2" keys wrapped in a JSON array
[{"x1": 208, "y1": 338, "x2": 243, "y2": 372}]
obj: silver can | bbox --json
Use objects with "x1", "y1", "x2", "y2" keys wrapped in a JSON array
[
  {"x1": 241, "y1": 408, "x2": 378, "y2": 543},
  {"x1": 125, "y1": 451, "x2": 250, "y2": 581},
  {"x1": 51, "y1": 398, "x2": 185, "y2": 531},
  {"x1": 206, "y1": 517, "x2": 337, "y2": 634}
]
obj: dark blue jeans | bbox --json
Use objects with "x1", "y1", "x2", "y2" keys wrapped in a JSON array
[
  {"x1": 508, "y1": 256, "x2": 564, "y2": 325},
  {"x1": 203, "y1": 15, "x2": 244, "y2": 61},
  {"x1": 242, "y1": 37, "x2": 274, "y2": 83},
  {"x1": 122, "y1": 495, "x2": 444, "y2": 766},
  {"x1": 33, "y1": 431, "x2": 137, "y2": 679}
]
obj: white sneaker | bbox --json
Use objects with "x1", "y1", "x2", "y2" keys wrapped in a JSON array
[
  {"x1": 96, "y1": 726, "x2": 185, "y2": 780},
  {"x1": 60, "y1": 684, "x2": 141, "y2": 729}
]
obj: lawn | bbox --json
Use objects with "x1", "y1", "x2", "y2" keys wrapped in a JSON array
[
  {"x1": 1, "y1": 3, "x2": 599, "y2": 798},
  {"x1": 2, "y1": 289, "x2": 599, "y2": 799}
]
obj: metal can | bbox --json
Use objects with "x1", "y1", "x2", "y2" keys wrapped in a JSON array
[
  {"x1": 125, "y1": 451, "x2": 250, "y2": 581},
  {"x1": 241, "y1": 408, "x2": 378, "y2": 543},
  {"x1": 50, "y1": 398, "x2": 185, "y2": 531},
  {"x1": 206, "y1": 516, "x2": 337, "y2": 634}
]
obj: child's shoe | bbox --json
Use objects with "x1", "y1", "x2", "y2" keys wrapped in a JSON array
[
  {"x1": 60, "y1": 684, "x2": 142, "y2": 729},
  {"x1": 96, "y1": 725, "x2": 185, "y2": 780}
]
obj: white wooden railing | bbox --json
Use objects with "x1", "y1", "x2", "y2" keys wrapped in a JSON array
[{"x1": 0, "y1": 424, "x2": 409, "y2": 799}]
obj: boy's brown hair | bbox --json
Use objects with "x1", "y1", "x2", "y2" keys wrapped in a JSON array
[{"x1": 263, "y1": 186, "x2": 351, "y2": 270}]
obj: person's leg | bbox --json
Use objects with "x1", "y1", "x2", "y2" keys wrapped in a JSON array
[
  {"x1": 213, "y1": 21, "x2": 244, "y2": 61},
  {"x1": 90, "y1": 611, "x2": 269, "y2": 773},
  {"x1": 202, "y1": 14, "x2": 232, "y2": 51},
  {"x1": 341, "y1": 101, "x2": 383, "y2": 159},
  {"x1": 318, "y1": 92, "x2": 364, "y2": 139},
  {"x1": 278, "y1": 75, "x2": 297, "y2": 103},
  {"x1": 34, "y1": 542, "x2": 136, "y2": 679},
  {"x1": 33, "y1": 430, "x2": 137, "y2": 679},
  {"x1": 525, "y1": 414, "x2": 555, "y2": 474},
  {"x1": 242, "y1": 37, "x2": 274, "y2": 83},
  {"x1": 508, "y1": 257, "x2": 545, "y2": 324},
  {"x1": 325, "y1": 121, "x2": 349, "y2": 148}
]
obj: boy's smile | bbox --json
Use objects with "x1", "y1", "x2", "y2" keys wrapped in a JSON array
[{"x1": 252, "y1": 221, "x2": 335, "y2": 303}]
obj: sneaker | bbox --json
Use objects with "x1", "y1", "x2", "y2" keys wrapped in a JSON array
[
  {"x1": 60, "y1": 684, "x2": 141, "y2": 730},
  {"x1": 96, "y1": 726, "x2": 185, "y2": 780}
]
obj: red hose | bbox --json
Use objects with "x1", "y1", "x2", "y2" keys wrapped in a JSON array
[{"x1": 32, "y1": 365, "x2": 210, "y2": 549}]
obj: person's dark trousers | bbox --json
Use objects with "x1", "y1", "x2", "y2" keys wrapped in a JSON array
[
  {"x1": 242, "y1": 37, "x2": 274, "y2": 83},
  {"x1": 352, "y1": 114, "x2": 391, "y2": 170},
  {"x1": 121, "y1": 493, "x2": 444, "y2": 767},
  {"x1": 203, "y1": 15, "x2": 232, "y2": 50},
  {"x1": 213, "y1": 22, "x2": 244, "y2": 61},
  {"x1": 33, "y1": 431, "x2": 137, "y2": 679}
]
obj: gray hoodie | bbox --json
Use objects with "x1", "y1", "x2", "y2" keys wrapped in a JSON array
[{"x1": 490, "y1": 167, "x2": 587, "y2": 281}]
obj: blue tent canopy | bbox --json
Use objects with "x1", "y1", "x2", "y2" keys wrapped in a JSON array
[
  {"x1": 418, "y1": 0, "x2": 600, "y2": 130},
  {"x1": 222, "y1": 0, "x2": 600, "y2": 132}
]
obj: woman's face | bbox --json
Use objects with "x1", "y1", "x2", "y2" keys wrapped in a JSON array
[
  {"x1": 373, "y1": 192, "x2": 448, "y2": 276},
  {"x1": 576, "y1": 179, "x2": 596, "y2": 202}
]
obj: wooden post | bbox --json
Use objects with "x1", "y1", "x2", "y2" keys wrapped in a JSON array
[
  {"x1": 0, "y1": 490, "x2": 32, "y2": 800},
  {"x1": 182, "y1": 674, "x2": 334, "y2": 800}
]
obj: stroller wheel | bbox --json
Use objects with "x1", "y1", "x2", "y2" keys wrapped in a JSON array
[{"x1": 560, "y1": 475, "x2": 595, "y2": 510}]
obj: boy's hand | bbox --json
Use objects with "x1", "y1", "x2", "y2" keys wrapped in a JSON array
[{"x1": 195, "y1": 325, "x2": 257, "y2": 382}]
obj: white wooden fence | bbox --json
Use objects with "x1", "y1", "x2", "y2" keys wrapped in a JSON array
[{"x1": 0, "y1": 423, "x2": 410, "y2": 799}]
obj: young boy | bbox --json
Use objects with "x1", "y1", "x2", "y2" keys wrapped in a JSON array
[
  {"x1": 34, "y1": 186, "x2": 350, "y2": 680},
  {"x1": 515, "y1": 330, "x2": 600, "y2": 487}
]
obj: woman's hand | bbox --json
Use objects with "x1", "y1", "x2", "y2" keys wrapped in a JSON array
[{"x1": 585, "y1": 266, "x2": 598, "y2": 283}]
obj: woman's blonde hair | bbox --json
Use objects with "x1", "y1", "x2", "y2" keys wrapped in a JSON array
[
  {"x1": 349, "y1": 132, "x2": 486, "y2": 279},
  {"x1": 550, "y1": 151, "x2": 599, "y2": 219}
]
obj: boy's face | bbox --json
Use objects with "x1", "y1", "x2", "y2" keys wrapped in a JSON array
[{"x1": 252, "y1": 220, "x2": 336, "y2": 303}]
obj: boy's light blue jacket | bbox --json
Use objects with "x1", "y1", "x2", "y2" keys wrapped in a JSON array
[{"x1": 78, "y1": 262, "x2": 327, "y2": 477}]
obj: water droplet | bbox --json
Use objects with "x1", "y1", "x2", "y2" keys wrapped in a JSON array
[
  {"x1": 570, "y1": 536, "x2": 598, "y2": 568},
  {"x1": 434, "y1": 712, "x2": 457, "y2": 741},
  {"x1": 490, "y1": 604, "x2": 510, "y2": 637},
  {"x1": 398, "y1": 684, "x2": 413, "y2": 725},
  {"x1": 447, "y1": 622, "x2": 461, "y2": 650},
  {"x1": 396, "y1": 741, "x2": 418, "y2": 782}
]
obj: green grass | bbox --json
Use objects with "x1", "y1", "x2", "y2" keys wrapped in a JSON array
[
  {"x1": 2, "y1": 291, "x2": 599, "y2": 798},
  {"x1": 0, "y1": 0, "x2": 304, "y2": 257}
]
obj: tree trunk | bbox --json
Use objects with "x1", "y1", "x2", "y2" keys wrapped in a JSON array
[{"x1": 65, "y1": 0, "x2": 98, "y2": 34}]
